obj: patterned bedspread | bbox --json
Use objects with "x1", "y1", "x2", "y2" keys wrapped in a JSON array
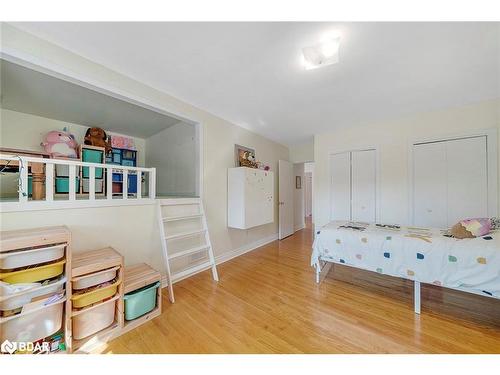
[{"x1": 311, "y1": 221, "x2": 500, "y2": 298}]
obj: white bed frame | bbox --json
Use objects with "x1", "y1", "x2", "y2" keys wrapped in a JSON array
[{"x1": 315, "y1": 260, "x2": 422, "y2": 315}]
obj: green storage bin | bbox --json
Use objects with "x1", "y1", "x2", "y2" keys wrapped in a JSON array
[
  {"x1": 55, "y1": 177, "x2": 80, "y2": 193},
  {"x1": 82, "y1": 148, "x2": 104, "y2": 178},
  {"x1": 123, "y1": 281, "x2": 160, "y2": 321}
]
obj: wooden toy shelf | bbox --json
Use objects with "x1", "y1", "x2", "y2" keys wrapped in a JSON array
[
  {"x1": 0, "y1": 226, "x2": 71, "y2": 354},
  {"x1": 70, "y1": 247, "x2": 124, "y2": 353},
  {"x1": 122, "y1": 263, "x2": 162, "y2": 334},
  {"x1": 1, "y1": 229, "x2": 163, "y2": 354}
]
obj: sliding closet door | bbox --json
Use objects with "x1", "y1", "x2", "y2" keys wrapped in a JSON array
[
  {"x1": 351, "y1": 150, "x2": 376, "y2": 222},
  {"x1": 330, "y1": 152, "x2": 351, "y2": 221},
  {"x1": 413, "y1": 142, "x2": 448, "y2": 228},
  {"x1": 446, "y1": 136, "x2": 488, "y2": 225},
  {"x1": 413, "y1": 136, "x2": 488, "y2": 228}
]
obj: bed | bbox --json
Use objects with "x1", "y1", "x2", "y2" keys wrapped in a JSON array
[{"x1": 311, "y1": 221, "x2": 500, "y2": 313}]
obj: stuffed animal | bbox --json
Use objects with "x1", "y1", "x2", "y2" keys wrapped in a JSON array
[
  {"x1": 41, "y1": 130, "x2": 78, "y2": 158},
  {"x1": 84, "y1": 127, "x2": 112, "y2": 154},
  {"x1": 450, "y1": 218, "x2": 491, "y2": 239}
]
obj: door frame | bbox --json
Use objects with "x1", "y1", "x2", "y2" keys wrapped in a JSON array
[
  {"x1": 407, "y1": 128, "x2": 498, "y2": 225},
  {"x1": 328, "y1": 146, "x2": 381, "y2": 223}
]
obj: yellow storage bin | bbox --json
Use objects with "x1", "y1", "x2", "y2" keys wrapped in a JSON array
[
  {"x1": 71, "y1": 280, "x2": 121, "y2": 309},
  {"x1": 0, "y1": 259, "x2": 66, "y2": 284}
]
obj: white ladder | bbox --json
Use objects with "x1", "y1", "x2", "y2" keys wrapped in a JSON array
[{"x1": 156, "y1": 198, "x2": 219, "y2": 303}]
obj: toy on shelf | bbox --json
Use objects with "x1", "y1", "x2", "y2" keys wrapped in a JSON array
[
  {"x1": 41, "y1": 130, "x2": 78, "y2": 158},
  {"x1": 111, "y1": 135, "x2": 135, "y2": 151},
  {"x1": 84, "y1": 127, "x2": 112, "y2": 154}
]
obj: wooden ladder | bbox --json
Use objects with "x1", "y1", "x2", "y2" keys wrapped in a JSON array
[{"x1": 156, "y1": 198, "x2": 219, "y2": 303}]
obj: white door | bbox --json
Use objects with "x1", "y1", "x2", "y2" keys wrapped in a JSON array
[
  {"x1": 279, "y1": 160, "x2": 295, "y2": 239},
  {"x1": 304, "y1": 172, "x2": 313, "y2": 217},
  {"x1": 351, "y1": 150, "x2": 376, "y2": 222},
  {"x1": 413, "y1": 142, "x2": 448, "y2": 228},
  {"x1": 413, "y1": 136, "x2": 488, "y2": 228},
  {"x1": 446, "y1": 136, "x2": 488, "y2": 225},
  {"x1": 330, "y1": 152, "x2": 351, "y2": 221}
]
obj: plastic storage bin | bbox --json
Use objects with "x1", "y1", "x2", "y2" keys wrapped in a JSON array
[
  {"x1": 72, "y1": 266, "x2": 118, "y2": 290},
  {"x1": 55, "y1": 177, "x2": 80, "y2": 193},
  {"x1": 71, "y1": 280, "x2": 120, "y2": 308},
  {"x1": 0, "y1": 244, "x2": 65, "y2": 269},
  {"x1": 72, "y1": 298, "x2": 116, "y2": 340},
  {"x1": 123, "y1": 281, "x2": 160, "y2": 321},
  {"x1": 0, "y1": 299, "x2": 65, "y2": 343},
  {"x1": 0, "y1": 259, "x2": 66, "y2": 284},
  {"x1": 0, "y1": 276, "x2": 66, "y2": 311}
]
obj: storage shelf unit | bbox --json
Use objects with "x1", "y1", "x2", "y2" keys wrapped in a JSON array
[
  {"x1": 70, "y1": 247, "x2": 124, "y2": 353},
  {"x1": 0, "y1": 226, "x2": 71, "y2": 354},
  {"x1": 121, "y1": 263, "x2": 162, "y2": 334}
]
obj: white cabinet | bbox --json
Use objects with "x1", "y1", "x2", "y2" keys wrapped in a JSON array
[
  {"x1": 228, "y1": 167, "x2": 274, "y2": 229},
  {"x1": 413, "y1": 136, "x2": 488, "y2": 228},
  {"x1": 330, "y1": 149, "x2": 377, "y2": 222}
]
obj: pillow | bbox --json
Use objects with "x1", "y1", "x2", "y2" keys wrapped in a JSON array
[{"x1": 450, "y1": 218, "x2": 491, "y2": 239}]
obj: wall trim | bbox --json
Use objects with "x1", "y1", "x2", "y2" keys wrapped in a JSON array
[
  {"x1": 161, "y1": 233, "x2": 279, "y2": 288},
  {"x1": 294, "y1": 224, "x2": 305, "y2": 232}
]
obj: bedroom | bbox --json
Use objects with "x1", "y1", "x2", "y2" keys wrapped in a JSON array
[{"x1": 0, "y1": 2, "x2": 499, "y2": 372}]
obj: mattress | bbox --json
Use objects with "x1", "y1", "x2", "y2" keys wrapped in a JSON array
[{"x1": 311, "y1": 221, "x2": 500, "y2": 298}]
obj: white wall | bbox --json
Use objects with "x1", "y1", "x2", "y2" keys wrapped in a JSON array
[
  {"x1": 145, "y1": 121, "x2": 198, "y2": 197},
  {"x1": 0, "y1": 24, "x2": 290, "y2": 270},
  {"x1": 314, "y1": 99, "x2": 500, "y2": 229},
  {"x1": 293, "y1": 163, "x2": 305, "y2": 231},
  {"x1": 289, "y1": 140, "x2": 314, "y2": 163}
]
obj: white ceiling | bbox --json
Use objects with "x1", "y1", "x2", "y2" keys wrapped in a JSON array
[
  {"x1": 1, "y1": 60, "x2": 181, "y2": 138},
  {"x1": 9, "y1": 22, "x2": 500, "y2": 145}
]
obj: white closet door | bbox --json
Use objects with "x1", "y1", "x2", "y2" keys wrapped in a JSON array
[
  {"x1": 413, "y1": 142, "x2": 448, "y2": 228},
  {"x1": 351, "y1": 150, "x2": 376, "y2": 222},
  {"x1": 330, "y1": 152, "x2": 351, "y2": 221},
  {"x1": 446, "y1": 136, "x2": 488, "y2": 226}
]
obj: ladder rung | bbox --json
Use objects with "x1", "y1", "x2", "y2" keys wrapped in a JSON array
[
  {"x1": 163, "y1": 213, "x2": 203, "y2": 222},
  {"x1": 168, "y1": 245, "x2": 209, "y2": 260},
  {"x1": 171, "y1": 261, "x2": 213, "y2": 281},
  {"x1": 165, "y1": 229, "x2": 206, "y2": 241}
]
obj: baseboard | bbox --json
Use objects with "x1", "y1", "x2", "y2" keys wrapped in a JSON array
[
  {"x1": 294, "y1": 224, "x2": 305, "y2": 232},
  {"x1": 215, "y1": 233, "x2": 279, "y2": 265},
  {"x1": 161, "y1": 233, "x2": 279, "y2": 288}
]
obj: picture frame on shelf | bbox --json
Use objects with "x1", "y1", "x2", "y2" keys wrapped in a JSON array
[{"x1": 234, "y1": 144, "x2": 256, "y2": 167}]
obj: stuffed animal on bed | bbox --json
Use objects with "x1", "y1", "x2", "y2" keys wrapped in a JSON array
[
  {"x1": 84, "y1": 127, "x2": 112, "y2": 154},
  {"x1": 450, "y1": 218, "x2": 492, "y2": 239}
]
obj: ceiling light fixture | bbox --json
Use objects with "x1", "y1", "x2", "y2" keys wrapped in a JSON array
[{"x1": 301, "y1": 33, "x2": 341, "y2": 70}]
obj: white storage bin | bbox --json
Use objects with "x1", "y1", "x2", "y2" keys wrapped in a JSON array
[
  {"x1": 72, "y1": 298, "x2": 116, "y2": 340},
  {"x1": 0, "y1": 299, "x2": 65, "y2": 343},
  {"x1": 0, "y1": 276, "x2": 66, "y2": 311},
  {"x1": 72, "y1": 266, "x2": 119, "y2": 290},
  {"x1": 0, "y1": 244, "x2": 65, "y2": 269}
]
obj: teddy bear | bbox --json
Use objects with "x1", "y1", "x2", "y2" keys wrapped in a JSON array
[
  {"x1": 84, "y1": 127, "x2": 112, "y2": 154},
  {"x1": 41, "y1": 130, "x2": 78, "y2": 158}
]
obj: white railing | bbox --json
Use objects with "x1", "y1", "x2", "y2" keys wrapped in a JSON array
[{"x1": 0, "y1": 154, "x2": 156, "y2": 212}]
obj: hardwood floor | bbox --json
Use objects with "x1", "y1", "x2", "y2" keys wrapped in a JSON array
[{"x1": 104, "y1": 218, "x2": 500, "y2": 354}]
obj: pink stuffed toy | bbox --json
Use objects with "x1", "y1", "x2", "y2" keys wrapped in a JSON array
[{"x1": 41, "y1": 130, "x2": 78, "y2": 158}]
